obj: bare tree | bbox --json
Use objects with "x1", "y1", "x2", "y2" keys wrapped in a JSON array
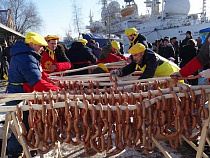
[
  {"x1": 0, "y1": 0, "x2": 42, "y2": 34},
  {"x1": 64, "y1": 23, "x2": 74, "y2": 44},
  {"x1": 71, "y1": 0, "x2": 84, "y2": 39}
]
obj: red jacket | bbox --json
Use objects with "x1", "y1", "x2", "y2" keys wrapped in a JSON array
[
  {"x1": 23, "y1": 71, "x2": 60, "y2": 92},
  {"x1": 99, "y1": 53, "x2": 126, "y2": 63},
  {"x1": 41, "y1": 45, "x2": 71, "y2": 74}
]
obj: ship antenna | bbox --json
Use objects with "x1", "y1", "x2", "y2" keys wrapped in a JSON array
[
  {"x1": 89, "y1": 10, "x2": 93, "y2": 25},
  {"x1": 202, "y1": 0, "x2": 206, "y2": 17}
]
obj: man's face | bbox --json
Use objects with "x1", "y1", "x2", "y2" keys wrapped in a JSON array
[
  {"x1": 30, "y1": 43, "x2": 44, "y2": 54},
  {"x1": 132, "y1": 52, "x2": 144, "y2": 63},
  {"x1": 186, "y1": 33, "x2": 191, "y2": 38},
  {"x1": 47, "y1": 39, "x2": 57, "y2": 50},
  {"x1": 163, "y1": 41, "x2": 168, "y2": 47},
  {"x1": 127, "y1": 35, "x2": 134, "y2": 41},
  {"x1": 171, "y1": 39, "x2": 176, "y2": 43}
]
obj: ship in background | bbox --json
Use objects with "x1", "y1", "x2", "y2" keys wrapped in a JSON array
[{"x1": 86, "y1": 0, "x2": 210, "y2": 52}]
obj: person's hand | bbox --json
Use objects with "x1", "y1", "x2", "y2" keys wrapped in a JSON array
[
  {"x1": 170, "y1": 71, "x2": 182, "y2": 79},
  {"x1": 110, "y1": 69, "x2": 121, "y2": 77},
  {"x1": 199, "y1": 69, "x2": 210, "y2": 78}
]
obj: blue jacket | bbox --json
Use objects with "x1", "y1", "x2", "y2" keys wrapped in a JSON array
[{"x1": 6, "y1": 41, "x2": 41, "y2": 93}]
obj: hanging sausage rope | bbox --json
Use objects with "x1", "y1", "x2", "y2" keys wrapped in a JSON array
[{"x1": 1, "y1": 73, "x2": 210, "y2": 157}]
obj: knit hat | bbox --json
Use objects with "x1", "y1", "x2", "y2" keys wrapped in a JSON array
[
  {"x1": 78, "y1": 39, "x2": 88, "y2": 45},
  {"x1": 44, "y1": 35, "x2": 60, "y2": 41},
  {"x1": 25, "y1": 31, "x2": 48, "y2": 46},
  {"x1": 111, "y1": 40, "x2": 120, "y2": 50},
  {"x1": 124, "y1": 28, "x2": 137, "y2": 36},
  {"x1": 128, "y1": 43, "x2": 146, "y2": 55}
]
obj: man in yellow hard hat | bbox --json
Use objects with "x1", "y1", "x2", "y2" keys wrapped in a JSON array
[
  {"x1": 99, "y1": 40, "x2": 126, "y2": 61},
  {"x1": 110, "y1": 43, "x2": 180, "y2": 79},
  {"x1": 124, "y1": 27, "x2": 148, "y2": 48},
  {"x1": 6, "y1": 31, "x2": 60, "y2": 157},
  {"x1": 40, "y1": 35, "x2": 71, "y2": 74}
]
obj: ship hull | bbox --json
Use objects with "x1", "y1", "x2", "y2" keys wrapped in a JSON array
[{"x1": 139, "y1": 22, "x2": 210, "y2": 43}]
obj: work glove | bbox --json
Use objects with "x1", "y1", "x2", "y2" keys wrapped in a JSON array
[
  {"x1": 110, "y1": 69, "x2": 121, "y2": 77},
  {"x1": 199, "y1": 69, "x2": 210, "y2": 78}
]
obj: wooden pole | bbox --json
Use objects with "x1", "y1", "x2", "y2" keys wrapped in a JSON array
[
  {"x1": 49, "y1": 60, "x2": 127, "y2": 76},
  {"x1": 196, "y1": 93, "x2": 210, "y2": 158},
  {"x1": 1, "y1": 113, "x2": 11, "y2": 158}
]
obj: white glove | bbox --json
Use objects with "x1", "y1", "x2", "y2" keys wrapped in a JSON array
[
  {"x1": 199, "y1": 69, "x2": 210, "y2": 78},
  {"x1": 110, "y1": 69, "x2": 121, "y2": 77},
  {"x1": 170, "y1": 71, "x2": 182, "y2": 79}
]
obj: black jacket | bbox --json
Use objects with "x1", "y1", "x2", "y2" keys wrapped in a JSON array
[
  {"x1": 158, "y1": 44, "x2": 175, "y2": 59},
  {"x1": 180, "y1": 45, "x2": 198, "y2": 68},
  {"x1": 66, "y1": 42, "x2": 97, "y2": 75},
  {"x1": 120, "y1": 49, "x2": 163, "y2": 79},
  {"x1": 129, "y1": 33, "x2": 148, "y2": 48}
]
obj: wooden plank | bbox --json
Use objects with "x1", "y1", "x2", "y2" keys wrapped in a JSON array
[
  {"x1": 152, "y1": 136, "x2": 172, "y2": 158},
  {"x1": 1, "y1": 113, "x2": 11, "y2": 158},
  {"x1": 11, "y1": 112, "x2": 31, "y2": 158}
]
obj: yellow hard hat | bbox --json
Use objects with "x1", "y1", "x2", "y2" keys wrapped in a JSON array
[
  {"x1": 44, "y1": 35, "x2": 60, "y2": 41},
  {"x1": 78, "y1": 39, "x2": 88, "y2": 45},
  {"x1": 124, "y1": 28, "x2": 137, "y2": 36},
  {"x1": 111, "y1": 40, "x2": 120, "y2": 50},
  {"x1": 128, "y1": 43, "x2": 146, "y2": 55},
  {"x1": 25, "y1": 31, "x2": 48, "y2": 46}
]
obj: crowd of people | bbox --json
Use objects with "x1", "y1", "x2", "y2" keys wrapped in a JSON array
[{"x1": 1, "y1": 27, "x2": 210, "y2": 157}]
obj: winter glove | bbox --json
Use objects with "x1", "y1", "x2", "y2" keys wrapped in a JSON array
[
  {"x1": 110, "y1": 69, "x2": 121, "y2": 77},
  {"x1": 199, "y1": 69, "x2": 210, "y2": 78}
]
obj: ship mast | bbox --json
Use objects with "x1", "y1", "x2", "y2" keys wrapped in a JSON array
[
  {"x1": 201, "y1": 0, "x2": 207, "y2": 22},
  {"x1": 144, "y1": 0, "x2": 160, "y2": 17},
  {"x1": 202, "y1": 0, "x2": 206, "y2": 16}
]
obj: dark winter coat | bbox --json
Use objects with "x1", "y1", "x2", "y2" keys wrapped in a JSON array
[
  {"x1": 180, "y1": 45, "x2": 198, "y2": 68},
  {"x1": 66, "y1": 42, "x2": 97, "y2": 75},
  {"x1": 129, "y1": 33, "x2": 148, "y2": 48},
  {"x1": 158, "y1": 44, "x2": 175, "y2": 59},
  {"x1": 120, "y1": 49, "x2": 164, "y2": 79},
  {"x1": 6, "y1": 41, "x2": 42, "y2": 93},
  {"x1": 180, "y1": 36, "x2": 192, "y2": 48}
]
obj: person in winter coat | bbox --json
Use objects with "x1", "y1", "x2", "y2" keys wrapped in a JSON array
[
  {"x1": 6, "y1": 31, "x2": 60, "y2": 158},
  {"x1": 170, "y1": 37, "x2": 180, "y2": 64},
  {"x1": 2, "y1": 41, "x2": 13, "y2": 64},
  {"x1": 110, "y1": 43, "x2": 180, "y2": 79},
  {"x1": 124, "y1": 27, "x2": 148, "y2": 48},
  {"x1": 171, "y1": 33, "x2": 210, "y2": 79},
  {"x1": 66, "y1": 39, "x2": 98, "y2": 75},
  {"x1": 180, "y1": 39, "x2": 198, "y2": 68},
  {"x1": 99, "y1": 40, "x2": 126, "y2": 62},
  {"x1": 180, "y1": 30, "x2": 193, "y2": 48},
  {"x1": 158, "y1": 38, "x2": 175, "y2": 60},
  {"x1": 179, "y1": 39, "x2": 198, "y2": 85},
  {"x1": 41, "y1": 35, "x2": 71, "y2": 74}
]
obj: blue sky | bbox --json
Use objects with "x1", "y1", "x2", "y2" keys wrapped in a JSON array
[{"x1": 34, "y1": 0, "x2": 210, "y2": 39}]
